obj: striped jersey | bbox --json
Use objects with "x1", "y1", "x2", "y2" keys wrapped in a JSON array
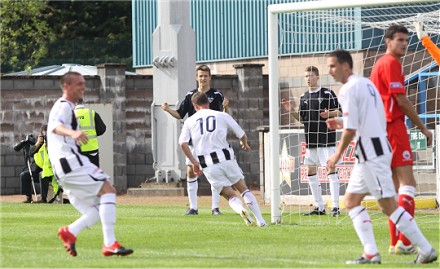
[
  {"x1": 179, "y1": 109, "x2": 244, "y2": 166},
  {"x1": 338, "y1": 75, "x2": 391, "y2": 162}
]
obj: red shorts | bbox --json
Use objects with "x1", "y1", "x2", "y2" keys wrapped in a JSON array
[{"x1": 387, "y1": 119, "x2": 413, "y2": 168}]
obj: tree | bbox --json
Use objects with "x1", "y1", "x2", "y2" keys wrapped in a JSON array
[
  {"x1": 40, "y1": 1, "x2": 132, "y2": 69},
  {"x1": 1, "y1": 0, "x2": 55, "y2": 73}
]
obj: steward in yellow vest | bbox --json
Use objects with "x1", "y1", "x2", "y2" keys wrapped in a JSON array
[
  {"x1": 74, "y1": 99, "x2": 107, "y2": 167},
  {"x1": 34, "y1": 142, "x2": 59, "y2": 196}
]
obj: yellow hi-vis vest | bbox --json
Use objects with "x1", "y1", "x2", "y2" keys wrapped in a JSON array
[
  {"x1": 34, "y1": 143, "x2": 58, "y2": 193},
  {"x1": 74, "y1": 107, "x2": 99, "y2": 153}
]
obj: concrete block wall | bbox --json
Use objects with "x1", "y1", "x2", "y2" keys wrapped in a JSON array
[{"x1": 0, "y1": 63, "x2": 268, "y2": 195}]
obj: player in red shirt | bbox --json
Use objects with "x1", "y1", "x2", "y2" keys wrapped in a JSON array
[{"x1": 370, "y1": 24, "x2": 433, "y2": 255}]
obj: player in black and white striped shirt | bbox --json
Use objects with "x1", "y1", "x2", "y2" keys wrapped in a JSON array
[
  {"x1": 179, "y1": 92, "x2": 267, "y2": 227},
  {"x1": 162, "y1": 65, "x2": 229, "y2": 216},
  {"x1": 326, "y1": 50, "x2": 437, "y2": 265}
]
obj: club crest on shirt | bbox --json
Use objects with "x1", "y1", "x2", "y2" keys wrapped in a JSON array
[
  {"x1": 390, "y1": 82, "x2": 403, "y2": 89},
  {"x1": 402, "y1": 150, "x2": 412, "y2": 161},
  {"x1": 208, "y1": 97, "x2": 214, "y2": 103}
]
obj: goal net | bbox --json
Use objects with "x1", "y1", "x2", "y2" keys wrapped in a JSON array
[{"x1": 266, "y1": 0, "x2": 439, "y2": 224}]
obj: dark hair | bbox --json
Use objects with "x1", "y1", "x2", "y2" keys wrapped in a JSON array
[
  {"x1": 329, "y1": 50, "x2": 353, "y2": 70},
  {"x1": 305, "y1": 66, "x2": 319, "y2": 76},
  {"x1": 40, "y1": 125, "x2": 47, "y2": 132},
  {"x1": 196, "y1": 64, "x2": 211, "y2": 76},
  {"x1": 191, "y1": 92, "x2": 209, "y2": 106},
  {"x1": 60, "y1": 71, "x2": 82, "y2": 88},
  {"x1": 384, "y1": 24, "x2": 409, "y2": 40}
]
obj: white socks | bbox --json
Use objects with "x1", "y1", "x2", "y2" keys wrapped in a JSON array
[
  {"x1": 349, "y1": 206, "x2": 378, "y2": 255},
  {"x1": 328, "y1": 172, "x2": 340, "y2": 208},
  {"x1": 187, "y1": 177, "x2": 198, "y2": 210},
  {"x1": 242, "y1": 190, "x2": 266, "y2": 226},
  {"x1": 308, "y1": 175, "x2": 324, "y2": 210},
  {"x1": 389, "y1": 206, "x2": 432, "y2": 255},
  {"x1": 211, "y1": 185, "x2": 221, "y2": 210},
  {"x1": 68, "y1": 206, "x2": 100, "y2": 237},
  {"x1": 228, "y1": 196, "x2": 245, "y2": 214},
  {"x1": 399, "y1": 185, "x2": 416, "y2": 197},
  {"x1": 100, "y1": 193, "x2": 117, "y2": 247}
]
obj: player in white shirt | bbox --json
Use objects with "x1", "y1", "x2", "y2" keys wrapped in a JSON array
[
  {"x1": 47, "y1": 72, "x2": 133, "y2": 257},
  {"x1": 326, "y1": 50, "x2": 437, "y2": 264},
  {"x1": 179, "y1": 92, "x2": 267, "y2": 227}
]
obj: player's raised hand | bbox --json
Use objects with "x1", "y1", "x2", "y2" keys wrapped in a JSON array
[
  {"x1": 281, "y1": 99, "x2": 294, "y2": 112},
  {"x1": 222, "y1": 98, "x2": 229, "y2": 107},
  {"x1": 161, "y1": 102, "x2": 169, "y2": 111},
  {"x1": 413, "y1": 15, "x2": 427, "y2": 40}
]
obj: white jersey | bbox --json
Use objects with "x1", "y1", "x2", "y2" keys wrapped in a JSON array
[
  {"x1": 339, "y1": 74, "x2": 391, "y2": 162},
  {"x1": 179, "y1": 109, "x2": 245, "y2": 168},
  {"x1": 47, "y1": 97, "x2": 94, "y2": 178}
]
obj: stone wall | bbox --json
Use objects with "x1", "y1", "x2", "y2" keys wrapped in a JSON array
[{"x1": 0, "y1": 64, "x2": 267, "y2": 195}]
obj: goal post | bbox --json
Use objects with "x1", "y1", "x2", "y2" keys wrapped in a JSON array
[{"x1": 267, "y1": 0, "x2": 439, "y2": 224}]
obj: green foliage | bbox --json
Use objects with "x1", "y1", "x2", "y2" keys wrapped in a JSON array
[
  {"x1": 0, "y1": 1, "x2": 132, "y2": 73},
  {"x1": 0, "y1": 0, "x2": 55, "y2": 73},
  {"x1": 40, "y1": 1, "x2": 132, "y2": 70},
  {"x1": 1, "y1": 202, "x2": 439, "y2": 268}
]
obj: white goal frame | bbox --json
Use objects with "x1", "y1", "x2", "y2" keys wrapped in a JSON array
[{"x1": 267, "y1": 0, "x2": 439, "y2": 224}]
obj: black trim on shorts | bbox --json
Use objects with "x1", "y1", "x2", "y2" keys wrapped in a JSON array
[
  {"x1": 198, "y1": 155, "x2": 207, "y2": 168},
  {"x1": 60, "y1": 158, "x2": 72, "y2": 174},
  {"x1": 371, "y1": 137, "x2": 383, "y2": 157}
]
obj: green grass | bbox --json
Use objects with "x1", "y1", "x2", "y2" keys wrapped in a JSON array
[{"x1": 1, "y1": 202, "x2": 438, "y2": 268}]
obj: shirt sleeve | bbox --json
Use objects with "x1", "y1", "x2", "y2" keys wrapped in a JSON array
[
  {"x1": 211, "y1": 91, "x2": 224, "y2": 111},
  {"x1": 329, "y1": 90, "x2": 342, "y2": 111},
  {"x1": 176, "y1": 92, "x2": 192, "y2": 119},
  {"x1": 178, "y1": 121, "x2": 191, "y2": 145},
  {"x1": 94, "y1": 112, "x2": 107, "y2": 136},
  {"x1": 422, "y1": 36, "x2": 440, "y2": 65},
  {"x1": 386, "y1": 58, "x2": 406, "y2": 95},
  {"x1": 47, "y1": 101, "x2": 70, "y2": 134},
  {"x1": 342, "y1": 85, "x2": 359, "y2": 131}
]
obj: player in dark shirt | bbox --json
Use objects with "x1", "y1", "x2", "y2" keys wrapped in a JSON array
[
  {"x1": 162, "y1": 64, "x2": 229, "y2": 215},
  {"x1": 282, "y1": 66, "x2": 342, "y2": 217}
]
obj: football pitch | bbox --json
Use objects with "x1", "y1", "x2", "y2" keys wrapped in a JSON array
[{"x1": 1, "y1": 200, "x2": 438, "y2": 268}]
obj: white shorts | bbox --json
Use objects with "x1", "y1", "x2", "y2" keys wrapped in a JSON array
[
  {"x1": 202, "y1": 160, "x2": 244, "y2": 194},
  {"x1": 57, "y1": 162, "x2": 109, "y2": 214},
  {"x1": 346, "y1": 153, "x2": 396, "y2": 200},
  {"x1": 304, "y1": 147, "x2": 337, "y2": 166}
]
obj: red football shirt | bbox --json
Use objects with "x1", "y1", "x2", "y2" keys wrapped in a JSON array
[{"x1": 370, "y1": 54, "x2": 406, "y2": 122}]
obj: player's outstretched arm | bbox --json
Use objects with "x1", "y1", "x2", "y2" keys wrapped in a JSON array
[
  {"x1": 281, "y1": 99, "x2": 300, "y2": 121},
  {"x1": 179, "y1": 142, "x2": 202, "y2": 176},
  {"x1": 414, "y1": 18, "x2": 440, "y2": 65},
  {"x1": 161, "y1": 102, "x2": 182, "y2": 119},
  {"x1": 53, "y1": 124, "x2": 88, "y2": 145}
]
